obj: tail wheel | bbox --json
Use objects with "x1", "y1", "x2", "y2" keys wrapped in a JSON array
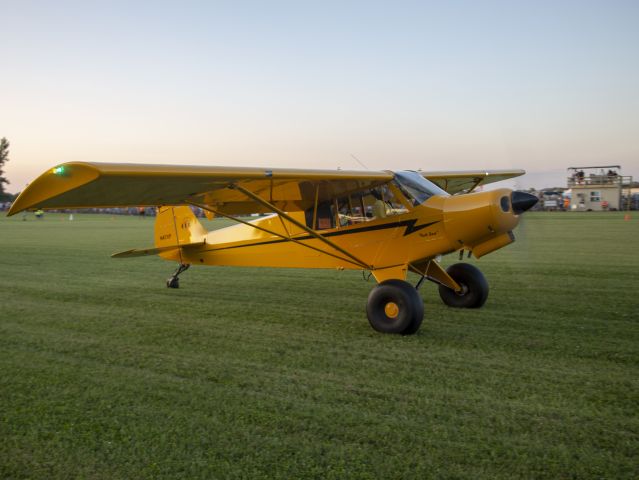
[
  {"x1": 166, "y1": 263, "x2": 190, "y2": 289},
  {"x1": 438, "y1": 263, "x2": 489, "y2": 308},
  {"x1": 366, "y1": 279, "x2": 424, "y2": 334}
]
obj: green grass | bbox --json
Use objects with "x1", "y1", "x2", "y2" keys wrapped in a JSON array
[{"x1": 1, "y1": 211, "x2": 637, "y2": 479}]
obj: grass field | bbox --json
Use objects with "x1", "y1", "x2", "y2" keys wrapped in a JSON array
[{"x1": 1, "y1": 211, "x2": 638, "y2": 479}]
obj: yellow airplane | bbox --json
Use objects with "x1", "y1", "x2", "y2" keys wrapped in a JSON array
[{"x1": 8, "y1": 162, "x2": 537, "y2": 334}]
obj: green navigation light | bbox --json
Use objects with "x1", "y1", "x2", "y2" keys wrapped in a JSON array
[{"x1": 52, "y1": 166, "x2": 65, "y2": 175}]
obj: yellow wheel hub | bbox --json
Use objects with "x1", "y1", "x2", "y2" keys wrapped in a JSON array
[{"x1": 384, "y1": 302, "x2": 400, "y2": 318}]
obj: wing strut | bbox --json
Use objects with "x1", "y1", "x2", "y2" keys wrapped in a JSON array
[
  {"x1": 232, "y1": 184, "x2": 372, "y2": 269},
  {"x1": 186, "y1": 201, "x2": 370, "y2": 270},
  {"x1": 466, "y1": 177, "x2": 484, "y2": 194}
]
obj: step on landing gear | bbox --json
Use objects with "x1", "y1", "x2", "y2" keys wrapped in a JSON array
[{"x1": 166, "y1": 263, "x2": 190, "y2": 288}]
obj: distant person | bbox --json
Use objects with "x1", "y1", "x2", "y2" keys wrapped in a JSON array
[{"x1": 577, "y1": 170, "x2": 585, "y2": 184}]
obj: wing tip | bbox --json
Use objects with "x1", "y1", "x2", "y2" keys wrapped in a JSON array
[{"x1": 7, "y1": 163, "x2": 101, "y2": 214}]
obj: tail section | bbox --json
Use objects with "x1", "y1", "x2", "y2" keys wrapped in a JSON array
[
  {"x1": 154, "y1": 206, "x2": 207, "y2": 249},
  {"x1": 112, "y1": 206, "x2": 207, "y2": 259}
]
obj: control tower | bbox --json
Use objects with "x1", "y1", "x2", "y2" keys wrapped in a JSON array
[{"x1": 567, "y1": 166, "x2": 632, "y2": 211}]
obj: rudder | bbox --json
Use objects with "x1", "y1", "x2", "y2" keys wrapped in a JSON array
[{"x1": 155, "y1": 206, "x2": 208, "y2": 250}]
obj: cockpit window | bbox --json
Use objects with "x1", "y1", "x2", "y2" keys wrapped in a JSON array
[
  {"x1": 393, "y1": 171, "x2": 449, "y2": 206},
  {"x1": 304, "y1": 184, "x2": 408, "y2": 230}
]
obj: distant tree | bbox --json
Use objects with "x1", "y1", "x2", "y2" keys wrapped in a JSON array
[{"x1": 0, "y1": 137, "x2": 10, "y2": 197}]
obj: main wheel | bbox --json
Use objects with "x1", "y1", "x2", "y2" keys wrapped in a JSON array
[
  {"x1": 166, "y1": 277, "x2": 179, "y2": 288},
  {"x1": 438, "y1": 263, "x2": 488, "y2": 308},
  {"x1": 367, "y1": 279, "x2": 424, "y2": 334}
]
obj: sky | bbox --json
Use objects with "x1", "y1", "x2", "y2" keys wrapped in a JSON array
[{"x1": 2, "y1": 0, "x2": 638, "y2": 193}]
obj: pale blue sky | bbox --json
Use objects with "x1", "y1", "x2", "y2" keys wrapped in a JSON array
[{"x1": 2, "y1": 0, "x2": 638, "y2": 192}]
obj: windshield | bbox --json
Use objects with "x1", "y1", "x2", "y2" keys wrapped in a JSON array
[{"x1": 393, "y1": 170, "x2": 449, "y2": 206}]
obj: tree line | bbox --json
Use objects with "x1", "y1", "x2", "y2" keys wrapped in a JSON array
[{"x1": 0, "y1": 137, "x2": 14, "y2": 202}]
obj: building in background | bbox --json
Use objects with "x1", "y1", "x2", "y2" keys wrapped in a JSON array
[
  {"x1": 539, "y1": 188, "x2": 567, "y2": 211},
  {"x1": 566, "y1": 166, "x2": 634, "y2": 211}
]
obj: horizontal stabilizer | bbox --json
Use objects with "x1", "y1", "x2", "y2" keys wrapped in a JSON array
[{"x1": 111, "y1": 241, "x2": 205, "y2": 258}]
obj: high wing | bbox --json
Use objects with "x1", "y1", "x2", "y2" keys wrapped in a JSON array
[
  {"x1": 421, "y1": 169, "x2": 525, "y2": 195},
  {"x1": 8, "y1": 162, "x2": 526, "y2": 216},
  {"x1": 8, "y1": 162, "x2": 392, "y2": 216}
]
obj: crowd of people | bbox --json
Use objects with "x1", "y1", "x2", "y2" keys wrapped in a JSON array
[
  {"x1": 0, "y1": 203, "x2": 213, "y2": 218},
  {"x1": 571, "y1": 169, "x2": 620, "y2": 185}
]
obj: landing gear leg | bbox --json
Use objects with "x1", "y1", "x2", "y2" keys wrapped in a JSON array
[{"x1": 166, "y1": 263, "x2": 190, "y2": 289}]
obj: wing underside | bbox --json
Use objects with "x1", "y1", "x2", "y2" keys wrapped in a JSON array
[
  {"x1": 8, "y1": 162, "x2": 526, "y2": 216},
  {"x1": 422, "y1": 169, "x2": 525, "y2": 194},
  {"x1": 8, "y1": 162, "x2": 392, "y2": 216}
]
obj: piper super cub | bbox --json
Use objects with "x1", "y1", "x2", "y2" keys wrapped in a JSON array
[{"x1": 8, "y1": 162, "x2": 537, "y2": 334}]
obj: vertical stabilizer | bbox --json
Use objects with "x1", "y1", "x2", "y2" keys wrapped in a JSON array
[{"x1": 155, "y1": 206, "x2": 208, "y2": 250}]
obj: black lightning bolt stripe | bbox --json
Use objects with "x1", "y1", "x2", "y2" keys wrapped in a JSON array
[
  {"x1": 199, "y1": 219, "x2": 440, "y2": 253},
  {"x1": 401, "y1": 218, "x2": 437, "y2": 236}
]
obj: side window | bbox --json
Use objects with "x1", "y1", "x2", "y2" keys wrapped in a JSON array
[
  {"x1": 336, "y1": 197, "x2": 352, "y2": 226},
  {"x1": 305, "y1": 202, "x2": 335, "y2": 230},
  {"x1": 306, "y1": 185, "x2": 409, "y2": 229},
  {"x1": 316, "y1": 202, "x2": 335, "y2": 230},
  {"x1": 361, "y1": 187, "x2": 407, "y2": 219},
  {"x1": 337, "y1": 185, "x2": 407, "y2": 226},
  {"x1": 379, "y1": 185, "x2": 409, "y2": 215}
]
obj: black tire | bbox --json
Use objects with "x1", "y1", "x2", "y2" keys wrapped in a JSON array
[
  {"x1": 367, "y1": 279, "x2": 424, "y2": 334},
  {"x1": 166, "y1": 277, "x2": 179, "y2": 289},
  {"x1": 438, "y1": 263, "x2": 488, "y2": 308},
  {"x1": 382, "y1": 280, "x2": 424, "y2": 335}
]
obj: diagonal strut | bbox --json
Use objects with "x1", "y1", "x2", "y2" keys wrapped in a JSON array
[{"x1": 231, "y1": 184, "x2": 372, "y2": 269}]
